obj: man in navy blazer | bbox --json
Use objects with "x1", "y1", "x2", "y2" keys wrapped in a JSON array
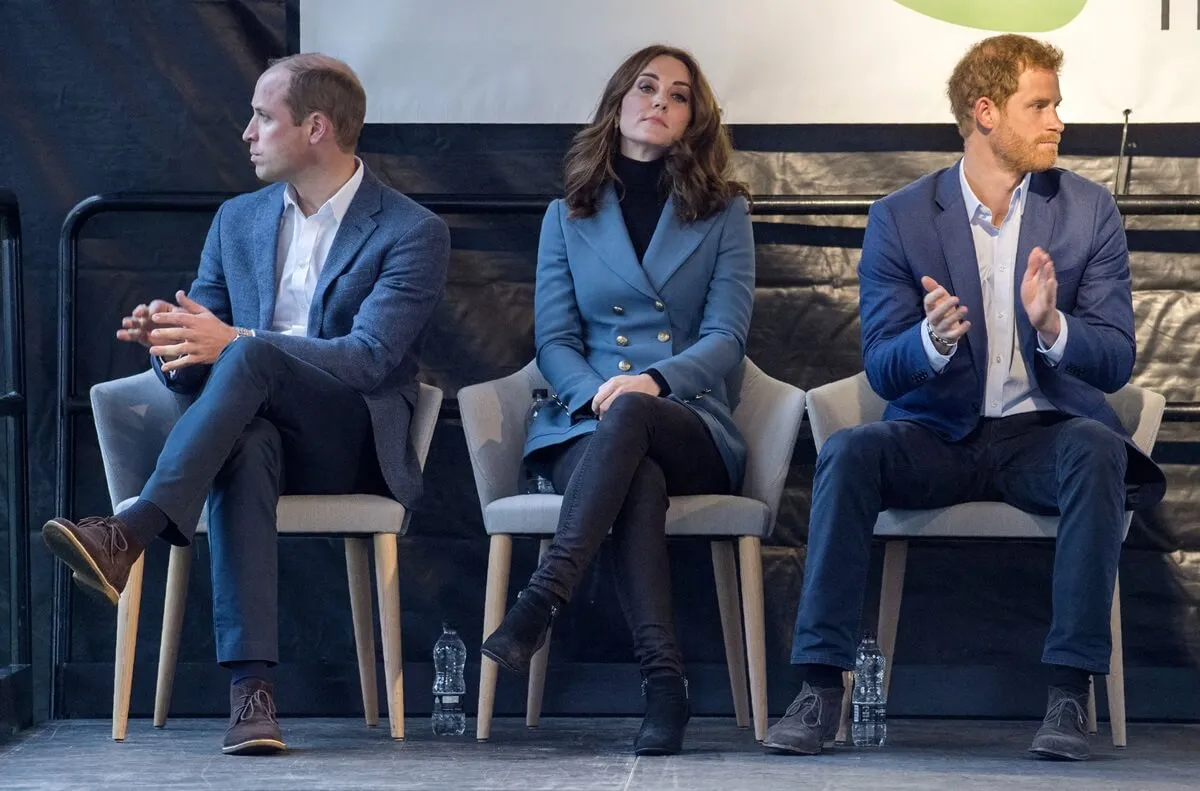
[
  {"x1": 42, "y1": 54, "x2": 449, "y2": 754},
  {"x1": 765, "y1": 35, "x2": 1164, "y2": 761}
]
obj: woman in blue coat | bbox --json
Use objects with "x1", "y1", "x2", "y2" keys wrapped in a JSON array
[{"x1": 481, "y1": 43, "x2": 755, "y2": 755}]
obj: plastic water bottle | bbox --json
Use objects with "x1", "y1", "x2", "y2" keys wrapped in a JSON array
[
  {"x1": 432, "y1": 623, "x2": 467, "y2": 736},
  {"x1": 851, "y1": 634, "x2": 887, "y2": 747},
  {"x1": 522, "y1": 389, "x2": 557, "y2": 494}
]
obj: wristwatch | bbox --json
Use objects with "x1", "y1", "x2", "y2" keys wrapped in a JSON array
[{"x1": 232, "y1": 327, "x2": 255, "y2": 341}]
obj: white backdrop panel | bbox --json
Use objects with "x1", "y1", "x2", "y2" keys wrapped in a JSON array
[{"x1": 300, "y1": 0, "x2": 1200, "y2": 124}]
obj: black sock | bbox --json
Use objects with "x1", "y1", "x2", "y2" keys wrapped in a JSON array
[
  {"x1": 1049, "y1": 664, "x2": 1091, "y2": 697},
  {"x1": 799, "y1": 663, "x2": 845, "y2": 690},
  {"x1": 227, "y1": 660, "x2": 274, "y2": 686},
  {"x1": 114, "y1": 499, "x2": 169, "y2": 547}
]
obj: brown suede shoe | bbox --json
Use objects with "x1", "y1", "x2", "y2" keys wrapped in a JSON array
[
  {"x1": 223, "y1": 679, "x2": 286, "y2": 756},
  {"x1": 41, "y1": 516, "x2": 144, "y2": 606}
]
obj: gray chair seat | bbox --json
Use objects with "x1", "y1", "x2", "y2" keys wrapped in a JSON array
[
  {"x1": 115, "y1": 494, "x2": 409, "y2": 536},
  {"x1": 483, "y1": 493, "x2": 771, "y2": 538}
]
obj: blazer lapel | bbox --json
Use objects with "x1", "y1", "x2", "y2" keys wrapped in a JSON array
[
  {"x1": 1014, "y1": 171, "x2": 1059, "y2": 362},
  {"x1": 574, "y1": 185, "x2": 657, "y2": 300},
  {"x1": 307, "y1": 168, "x2": 380, "y2": 334},
  {"x1": 642, "y1": 194, "x2": 719, "y2": 293},
  {"x1": 933, "y1": 164, "x2": 987, "y2": 386},
  {"x1": 254, "y1": 190, "x2": 284, "y2": 329}
]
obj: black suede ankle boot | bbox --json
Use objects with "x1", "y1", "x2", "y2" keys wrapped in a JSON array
[
  {"x1": 633, "y1": 674, "x2": 690, "y2": 756},
  {"x1": 481, "y1": 586, "x2": 558, "y2": 674}
]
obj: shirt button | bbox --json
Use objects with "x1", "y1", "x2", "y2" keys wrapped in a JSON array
[
  {"x1": 612, "y1": 305, "x2": 625, "y2": 315},
  {"x1": 616, "y1": 335, "x2": 629, "y2": 346},
  {"x1": 995, "y1": 355, "x2": 1002, "y2": 364},
  {"x1": 618, "y1": 360, "x2": 632, "y2": 372},
  {"x1": 657, "y1": 331, "x2": 671, "y2": 343},
  {"x1": 654, "y1": 300, "x2": 665, "y2": 312},
  {"x1": 998, "y1": 312, "x2": 1006, "y2": 319},
  {"x1": 990, "y1": 400, "x2": 1000, "y2": 409}
]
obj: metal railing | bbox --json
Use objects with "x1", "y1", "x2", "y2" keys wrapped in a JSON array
[
  {"x1": 51, "y1": 189, "x2": 1200, "y2": 712},
  {"x1": 1, "y1": 189, "x2": 30, "y2": 731}
]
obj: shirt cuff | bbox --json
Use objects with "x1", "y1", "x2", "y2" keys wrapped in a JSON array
[
  {"x1": 920, "y1": 318, "x2": 956, "y2": 374},
  {"x1": 1036, "y1": 310, "x2": 1069, "y2": 365},
  {"x1": 645, "y1": 368, "x2": 671, "y2": 397}
]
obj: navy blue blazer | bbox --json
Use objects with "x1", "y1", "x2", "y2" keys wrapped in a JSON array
[
  {"x1": 859, "y1": 164, "x2": 1164, "y2": 504},
  {"x1": 153, "y1": 165, "x2": 450, "y2": 506},
  {"x1": 524, "y1": 186, "x2": 755, "y2": 490}
]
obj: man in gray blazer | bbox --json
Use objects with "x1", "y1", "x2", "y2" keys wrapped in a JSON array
[{"x1": 42, "y1": 54, "x2": 450, "y2": 755}]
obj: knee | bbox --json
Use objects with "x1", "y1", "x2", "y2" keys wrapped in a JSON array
[
  {"x1": 817, "y1": 424, "x2": 887, "y2": 473},
  {"x1": 213, "y1": 335, "x2": 284, "y2": 379},
  {"x1": 597, "y1": 392, "x2": 658, "y2": 436},
  {"x1": 1057, "y1": 420, "x2": 1127, "y2": 478}
]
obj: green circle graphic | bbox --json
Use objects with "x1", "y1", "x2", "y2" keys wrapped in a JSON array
[{"x1": 893, "y1": 0, "x2": 1088, "y2": 32}]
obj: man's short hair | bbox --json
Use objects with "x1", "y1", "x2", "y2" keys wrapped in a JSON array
[
  {"x1": 268, "y1": 53, "x2": 366, "y2": 152},
  {"x1": 947, "y1": 34, "x2": 1063, "y2": 139}
]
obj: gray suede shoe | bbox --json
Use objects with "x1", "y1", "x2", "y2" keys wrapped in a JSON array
[
  {"x1": 1030, "y1": 686, "x2": 1091, "y2": 761},
  {"x1": 762, "y1": 682, "x2": 844, "y2": 755}
]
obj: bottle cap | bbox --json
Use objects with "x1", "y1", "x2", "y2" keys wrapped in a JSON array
[
  {"x1": 442, "y1": 620, "x2": 455, "y2": 633},
  {"x1": 533, "y1": 388, "x2": 549, "y2": 399}
]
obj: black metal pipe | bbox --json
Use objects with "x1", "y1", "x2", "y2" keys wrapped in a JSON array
[{"x1": 1, "y1": 189, "x2": 30, "y2": 678}]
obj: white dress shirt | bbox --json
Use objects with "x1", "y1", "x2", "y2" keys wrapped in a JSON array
[
  {"x1": 271, "y1": 158, "x2": 365, "y2": 335},
  {"x1": 921, "y1": 161, "x2": 1069, "y2": 417}
]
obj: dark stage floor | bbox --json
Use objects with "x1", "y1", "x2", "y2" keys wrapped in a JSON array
[{"x1": 3, "y1": 717, "x2": 1196, "y2": 790}]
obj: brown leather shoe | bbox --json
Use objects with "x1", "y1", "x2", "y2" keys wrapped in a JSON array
[
  {"x1": 42, "y1": 516, "x2": 144, "y2": 606},
  {"x1": 223, "y1": 679, "x2": 286, "y2": 755}
]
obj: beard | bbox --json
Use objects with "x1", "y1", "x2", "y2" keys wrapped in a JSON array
[{"x1": 991, "y1": 120, "x2": 1060, "y2": 173}]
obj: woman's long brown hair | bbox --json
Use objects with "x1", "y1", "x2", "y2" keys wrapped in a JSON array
[{"x1": 563, "y1": 44, "x2": 749, "y2": 222}]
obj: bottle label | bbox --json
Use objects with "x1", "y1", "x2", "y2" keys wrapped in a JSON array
[{"x1": 438, "y1": 695, "x2": 460, "y2": 704}]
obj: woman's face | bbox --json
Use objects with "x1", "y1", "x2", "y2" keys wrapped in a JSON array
[{"x1": 617, "y1": 55, "x2": 692, "y2": 161}]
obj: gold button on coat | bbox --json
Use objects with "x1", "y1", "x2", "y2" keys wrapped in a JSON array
[
  {"x1": 657, "y1": 331, "x2": 671, "y2": 343},
  {"x1": 618, "y1": 360, "x2": 632, "y2": 372},
  {"x1": 654, "y1": 300, "x2": 665, "y2": 311},
  {"x1": 616, "y1": 335, "x2": 629, "y2": 346},
  {"x1": 612, "y1": 305, "x2": 625, "y2": 315}
]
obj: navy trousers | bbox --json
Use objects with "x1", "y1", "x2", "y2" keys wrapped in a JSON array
[
  {"x1": 790, "y1": 411, "x2": 1135, "y2": 675},
  {"x1": 142, "y1": 337, "x2": 387, "y2": 664}
]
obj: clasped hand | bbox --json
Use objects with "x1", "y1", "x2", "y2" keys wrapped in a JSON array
[
  {"x1": 591, "y1": 374, "x2": 661, "y2": 417},
  {"x1": 117, "y1": 290, "x2": 237, "y2": 373}
]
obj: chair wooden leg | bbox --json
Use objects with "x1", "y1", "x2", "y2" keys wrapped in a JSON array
[
  {"x1": 1106, "y1": 574, "x2": 1127, "y2": 747},
  {"x1": 477, "y1": 534, "x2": 512, "y2": 741},
  {"x1": 525, "y1": 538, "x2": 553, "y2": 728},
  {"x1": 836, "y1": 671, "x2": 854, "y2": 745},
  {"x1": 738, "y1": 536, "x2": 768, "y2": 741},
  {"x1": 1085, "y1": 677, "x2": 1098, "y2": 734},
  {"x1": 373, "y1": 533, "x2": 403, "y2": 740},
  {"x1": 712, "y1": 540, "x2": 750, "y2": 729},
  {"x1": 153, "y1": 545, "x2": 191, "y2": 728},
  {"x1": 877, "y1": 540, "x2": 907, "y2": 698},
  {"x1": 112, "y1": 554, "x2": 145, "y2": 741},
  {"x1": 346, "y1": 537, "x2": 379, "y2": 727}
]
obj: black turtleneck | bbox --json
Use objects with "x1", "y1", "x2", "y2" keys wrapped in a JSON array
[
  {"x1": 613, "y1": 153, "x2": 668, "y2": 263},
  {"x1": 611, "y1": 153, "x2": 672, "y2": 397}
]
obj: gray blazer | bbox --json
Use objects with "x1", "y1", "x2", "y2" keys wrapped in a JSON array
[
  {"x1": 154, "y1": 165, "x2": 450, "y2": 506},
  {"x1": 525, "y1": 186, "x2": 755, "y2": 489}
]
